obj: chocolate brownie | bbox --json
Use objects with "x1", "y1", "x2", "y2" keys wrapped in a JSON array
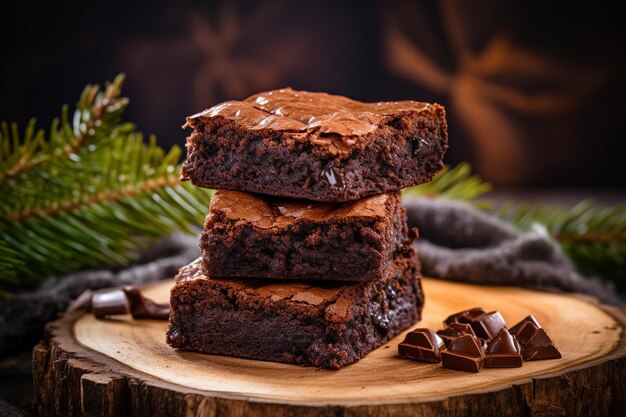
[
  {"x1": 200, "y1": 190, "x2": 410, "y2": 281},
  {"x1": 166, "y1": 249, "x2": 423, "y2": 369},
  {"x1": 181, "y1": 88, "x2": 448, "y2": 202}
]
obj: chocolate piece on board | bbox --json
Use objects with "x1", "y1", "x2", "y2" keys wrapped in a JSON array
[
  {"x1": 522, "y1": 329, "x2": 562, "y2": 361},
  {"x1": 513, "y1": 321, "x2": 541, "y2": 347},
  {"x1": 509, "y1": 315, "x2": 542, "y2": 335},
  {"x1": 92, "y1": 288, "x2": 129, "y2": 318},
  {"x1": 437, "y1": 322, "x2": 477, "y2": 347},
  {"x1": 91, "y1": 287, "x2": 170, "y2": 320},
  {"x1": 469, "y1": 311, "x2": 507, "y2": 340},
  {"x1": 123, "y1": 286, "x2": 170, "y2": 320},
  {"x1": 441, "y1": 334, "x2": 485, "y2": 373},
  {"x1": 443, "y1": 307, "x2": 486, "y2": 327},
  {"x1": 399, "y1": 328, "x2": 445, "y2": 363},
  {"x1": 484, "y1": 328, "x2": 523, "y2": 368}
]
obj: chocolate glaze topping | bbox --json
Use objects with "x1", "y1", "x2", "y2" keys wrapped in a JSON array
[
  {"x1": 178, "y1": 258, "x2": 360, "y2": 303},
  {"x1": 210, "y1": 190, "x2": 394, "y2": 229},
  {"x1": 188, "y1": 87, "x2": 432, "y2": 138},
  {"x1": 176, "y1": 257, "x2": 415, "y2": 324}
]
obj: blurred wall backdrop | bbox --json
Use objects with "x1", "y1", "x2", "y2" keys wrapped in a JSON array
[{"x1": 1, "y1": 0, "x2": 625, "y2": 187}]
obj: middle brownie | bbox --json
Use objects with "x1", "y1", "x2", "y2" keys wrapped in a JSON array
[{"x1": 200, "y1": 190, "x2": 409, "y2": 281}]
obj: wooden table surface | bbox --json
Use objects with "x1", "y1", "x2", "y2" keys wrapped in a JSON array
[
  {"x1": 3, "y1": 188, "x2": 624, "y2": 417},
  {"x1": 34, "y1": 277, "x2": 626, "y2": 417}
]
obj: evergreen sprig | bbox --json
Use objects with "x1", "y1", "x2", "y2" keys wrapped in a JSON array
[
  {"x1": 403, "y1": 164, "x2": 625, "y2": 290},
  {"x1": 402, "y1": 162, "x2": 493, "y2": 206},
  {"x1": 0, "y1": 75, "x2": 212, "y2": 292},
  {"x1": 497, "y1": 201, "x2": 626, "y2": 290},
  {"x1": 1, "y1": 75, "x2": 623, "y2": 295}
]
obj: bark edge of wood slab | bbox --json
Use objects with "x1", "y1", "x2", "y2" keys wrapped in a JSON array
[{"x1": 33, "y1": 278, "x2": 626, "y2": 417}]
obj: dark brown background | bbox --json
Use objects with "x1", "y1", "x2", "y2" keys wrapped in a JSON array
[
  {"x1": 1, "y1": 0, "x2": 625, "y2": 187},
  {"x1": 0, "y1": 3, "x2": 625, "y2": 414}
]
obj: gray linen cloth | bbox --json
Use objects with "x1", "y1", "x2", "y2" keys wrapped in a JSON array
[
  {"x1": 405, "y1": 198, "x2": 621, "y2": 306},
  {"x1": 0, "y1": 198, "x2": 621, "y2": 356},
  {"x1": 0, "y1": 233, "x2": 199, "y2": 356}
]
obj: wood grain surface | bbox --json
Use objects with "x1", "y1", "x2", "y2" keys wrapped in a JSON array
[{"x1": 33, "y1": 278, "x2": 626, "y2": 417}]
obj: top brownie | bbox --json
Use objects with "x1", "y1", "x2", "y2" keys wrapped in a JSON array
[{"x1": 181, "y1": 88, "x2": 448, "y2": 202}]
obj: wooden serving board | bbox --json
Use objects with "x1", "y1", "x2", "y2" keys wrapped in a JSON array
[{"x1": 34, "y1": 278, "x2": 626, "y2": 417}]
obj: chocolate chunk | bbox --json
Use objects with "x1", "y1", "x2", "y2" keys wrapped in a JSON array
[
  {"x1": 413, "y1": 137, "x2": 433, "y2": 157},
  {"x1": 469, "y1": 311, "x2": 507, "y2": 340},
  {"x1": 512, "y1": 321, "x2": 540, "y2": 347},
  {"x1": 321, "y1": 166, "x2": 345, "y2": 191},
  {"x1": 447, "y1": 334, "x2": 484, "y2": 356},
  {"x1": 509, "y1": 315, "x2": 542, "y2": 335},
  {"x1": 398, "y1": 328, "x2": 445, "y2": 363},
  {"x1": 92, "y1": 288, "x2": 129, "y2": 319},
  {"x1": 443, "y1": 307, "x2": 486, "y2": 326},
  {"x1": 91, "y1": 286, "x2": 170, "y2": 320},
  {"x1": 441, "y1": 334, "x2": 485, "y2": 373},
  {"x1": 522, "y1": 328, "x2": 562, "y2": 361},
  {"x1": 484, "y1": 328, "x2": 523, "y2": 368},
  {"x1": 485, "y1": 328, "x2": 520, "y2": 355},
  {"x1": 373, "y1": 312, "x2": 391, "y2": 330},
  {"x1": 436, "y1": 322, "x2": 477, "y2": 347},
  {"x1": 123, "y1": 286, "x2": 170, "y2": 320}
]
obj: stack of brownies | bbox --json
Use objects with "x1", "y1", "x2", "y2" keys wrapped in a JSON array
[{"x1": 166, "y1": 88, "x2": 448, "y2": 369}]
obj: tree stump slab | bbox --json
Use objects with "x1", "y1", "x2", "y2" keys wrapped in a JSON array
[{"x1": 33, "y1": 278, "x2": 626, "y2": 417}]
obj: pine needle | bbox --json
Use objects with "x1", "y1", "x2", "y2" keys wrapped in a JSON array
[
  {"x1": 0, "y1": 75, "x2": 212, "y2": 293},
  {"x1": 1, "y1": 75, "x2": 623, "y2": 295},
  {"x1": 497, "y1": 201, "x2": 626, "y2": 290},
  {"x1": 403, "y1": 164, "x2": 625, "y2": 290},
  {"x1": 402, "y1": 163, "x2": 493, "y2": 206}
]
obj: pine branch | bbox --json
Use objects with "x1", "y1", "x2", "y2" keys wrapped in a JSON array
[
  {"x1": 2, "y1": 75, "x2": 622, "y2": 296},
  {"x1": 0, "y1": 75, "x2": 129, "y2": 184},
  {"x1": 0, "y1": 239, "x2": 25, "y2": 287},
  {"x1": 402, "y1": 164, "x2": 625, "y2": 290},
  {"x1": 402, "y1": 162, "x2": 493, "y2": 205},
  {"x1": 496, "y1": 202, "x2": 626, "y2": 289},
  {"x1": 0, "y1": 75, "x2": 212, "y2": 293}
]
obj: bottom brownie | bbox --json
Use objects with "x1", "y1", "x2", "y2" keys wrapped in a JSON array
[{"x1": 166, "y1": 249, "x2": 424, "y2": 369}]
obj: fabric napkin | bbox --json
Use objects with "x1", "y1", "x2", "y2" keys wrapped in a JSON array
[{"x1": 0, "y1": 197, "x2": 621, "y2": 357}]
